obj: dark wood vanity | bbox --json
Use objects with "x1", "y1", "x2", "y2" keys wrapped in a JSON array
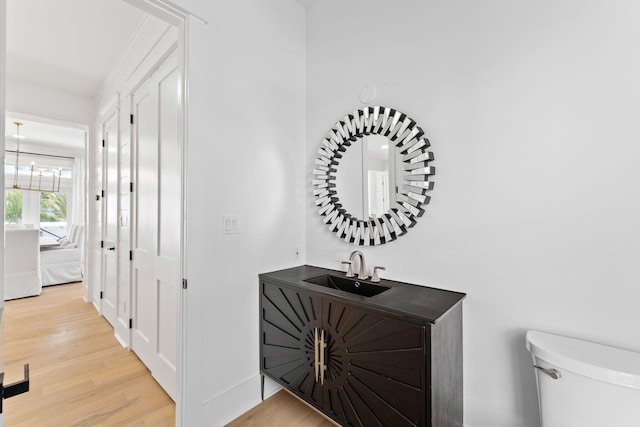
[{"x1": 259, "y1": 265, "x2": 465, "y2": 427}]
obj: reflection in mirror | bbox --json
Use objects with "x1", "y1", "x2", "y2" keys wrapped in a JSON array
[
  {"x1": 334, "y1": 135, "x2": 403, "y2": 220},
  {"x1": 367, "y1": 135, "x2": 400, "y2": 218}
]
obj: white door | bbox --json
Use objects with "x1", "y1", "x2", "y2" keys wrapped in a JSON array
[
  {"x1": 93, "y1": 124, "x2": 104, "y2": 305},
  {"x1": 101, "y1": 112, "x2": 119, "y2": 325},
  {"x1": 131, "y1": 55, "x2": 180, "y2": 400}
]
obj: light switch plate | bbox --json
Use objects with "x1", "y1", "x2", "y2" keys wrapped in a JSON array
[{"x1": 222, "y1": 216, "x2": 239, "y2": 234}]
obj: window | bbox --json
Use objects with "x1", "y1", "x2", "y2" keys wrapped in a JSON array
[
  {"x1": 40, "y1": 192, "x2": 68, "y2": 239},
  {"x1": 5, "y1": 189, "x2": 22, "y2": 223},
  {"x1": 5, "y1": 151, "x2": 74, "y2": 240}
]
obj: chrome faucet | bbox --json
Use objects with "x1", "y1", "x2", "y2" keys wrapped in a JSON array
[{"x1": 347, "y1": 251, "x2": 368, "y2": 280}]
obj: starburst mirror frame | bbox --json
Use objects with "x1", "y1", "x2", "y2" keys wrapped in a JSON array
[{"x1": 313, "y1": 105, "x2": 435, "y2": 246}]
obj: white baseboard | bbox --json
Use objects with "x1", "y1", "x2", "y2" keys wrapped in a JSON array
[
  {"x1": 113, "y1": 331, "x2": 128, "y2": 349},
  {"x1": 201, "y1": 374, "x2": 281, "y2": 427}
]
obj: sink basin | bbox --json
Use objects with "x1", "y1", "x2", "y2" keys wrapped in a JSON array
[{"x1": 304, "y1": 274, "x2": 390, "y2": 297}]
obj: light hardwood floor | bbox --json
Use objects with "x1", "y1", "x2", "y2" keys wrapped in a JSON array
[
  {"x1": 3, "y1": 282, "x2": 175, "y2": 426},
  {"x1": 226, "y1": 390, "x2": 338, "y2": 427}
]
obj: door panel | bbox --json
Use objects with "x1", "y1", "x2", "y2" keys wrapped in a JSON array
[
  {"x1": 158, "y1": 67, "x2": 181, "y2": 261},
  {"x1": 131, "y1": 77, "x2": 157, "y2": 371},
  {"x1": 133, "y1": 270, "x2": 155, "y2": 347},
  {"x1": 101, "y1": 112, "x2": 119, "y2": 325},
  {"x1": 155, "y1": 67, "x2": 180, "y2": 386},
  {"x1": 117, "y1": 120, "x2": 132, "y2": 335},
  {"x1": 131, "y1": 55, "x2": 180, "y2": 400},
  {"x1": 260, "y1": 282, "x2": 323, "y2": 407},
  {"x1": 93, "y1": 127, "x2": 104, "y2": 305},
  {"x1": 154, "y1": 277, "x2": 178, "y2": 391},
  {"x1": 321, "y1": 298, "x2": 427, "y2": 427},
  {"x1": 134, "y1": 85, "x2": 156, "y2": 253}
]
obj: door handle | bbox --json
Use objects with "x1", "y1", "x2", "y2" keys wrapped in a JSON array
[
  {"x1": 108, "y1": 247, "x2": 116, "y2": 251},
  {"x1": 1, "y1": 363, "x2": 30, "y2": 408},
  {"x1": 313, "y1": 328, "x2": 328, "y2": 385},
  {"x1": 320, "y1": 329, "x2": 326, "y2": 385},
  {"x1": 314, "y1": 328, "x2": 319, "y2": 382}
]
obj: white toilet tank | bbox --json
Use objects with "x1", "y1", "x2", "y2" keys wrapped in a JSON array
[{"x1": 526, "y1": 330, "x2": 640, "y2": 427}]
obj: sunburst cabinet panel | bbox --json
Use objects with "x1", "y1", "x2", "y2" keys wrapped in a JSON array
[
  {"x1": 260, "y1": 281, "x2": 324, "y2": 407},
  {"x1": 320, "y1": 298, "x2": 427, "y2": 426},
  {"x1": 259, "y1": 266, "x2": 464, "y2": 427}
]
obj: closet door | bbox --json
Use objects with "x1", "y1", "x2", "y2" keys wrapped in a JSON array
[
  {"x1": 131, "y1": 55, "x2": 180, "y2": 400},
  {"x1": 93, "y1": 121, "x2": 104, "y2": 304},
  {"x1": 101, "y1": 111, "x2": 119, "y2": 326}
]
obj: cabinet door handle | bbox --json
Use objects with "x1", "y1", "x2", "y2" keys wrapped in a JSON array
[
  {"x1": 314, "y1": 328, "x2": 319, "y2": 382},
  {"x1": 313, "y1": 328, "x2": 327, "y2": 385},
  {"x1": 320, "y1": 329, "x2": 326, "y2": 385}
]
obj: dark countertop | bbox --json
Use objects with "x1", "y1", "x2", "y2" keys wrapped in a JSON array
[{"x1": 259, "y1": 265, "x2": 466, "y2": 324}]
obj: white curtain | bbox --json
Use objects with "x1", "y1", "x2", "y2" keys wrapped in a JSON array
[
  {"x1": 69, "y1": 156, "x2": 85, "y2": 226},
  {"x1": 21, "y1": 190, "x2": 41, "y2": 227}
]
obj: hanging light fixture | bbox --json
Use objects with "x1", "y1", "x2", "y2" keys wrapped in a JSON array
[
  {"x1": 11, "y1": 121, "x2": 61, "y2": 193},
  {"x1": 12, "y1": 121, "x2": 23, "y2": 189}
]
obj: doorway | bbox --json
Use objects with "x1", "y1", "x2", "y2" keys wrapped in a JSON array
[
  {"x1": 0, "y1": 0, "x2": 188, "y2": 425},
  {"x1": 3, "y1": 113, "x2": 87, "y2": 300}
]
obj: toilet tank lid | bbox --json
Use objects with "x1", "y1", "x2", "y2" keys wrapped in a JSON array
[{"x1": 526, "y1": 330, "x2": 640, "y2": 390}]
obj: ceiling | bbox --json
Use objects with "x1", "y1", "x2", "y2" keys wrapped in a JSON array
[
  {"x1": 5, "y1": 0, "x2": 147, "y2": 153},
  {"x1": 5, "y1": 116, "x2": 87, "y2": 156},
  {"x1": 4, "y1": 1, "x2": 314, "y2": 154},
  {"x1": 6, "y1": 0, "x2": 146, "y2": 99}
]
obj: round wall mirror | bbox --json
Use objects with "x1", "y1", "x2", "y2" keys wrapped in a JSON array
[{"x1": 313, "y1": 106, "x2": 435, "y2": 246}]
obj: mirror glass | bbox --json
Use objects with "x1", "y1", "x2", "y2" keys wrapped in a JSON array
[{"x1": 334, "y1": 135, "x2": 403, "y2": 220}]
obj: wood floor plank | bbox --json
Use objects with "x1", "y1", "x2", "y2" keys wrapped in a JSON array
[
  {"x1": 226, "y1": 390, "x2": 339, "y2": 427},
  {"x1": 3, "y1": 282, "x2": 175, "y2": 426}
]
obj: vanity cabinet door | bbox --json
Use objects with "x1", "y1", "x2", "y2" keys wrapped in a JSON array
[
  {"x1": 320, "y1": 298, "x2": 428, "y2": 427},
  {"x1": 260, "y1": 281, "x2": 323, "y2": 407}
]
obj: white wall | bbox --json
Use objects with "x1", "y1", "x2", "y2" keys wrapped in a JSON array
[
  {"x1": 0, "y1": 0, "x2": 6, "y2": 315},
  {"x1": 305, "y1": 1, "x2": 640, "y2": 426},
  {"x1": 174, "y1": 0, "x2": 306, "y2": 425},
  {"x1": 0, "y1": 0, "x2": 7, "y2": 320},
  {"x1": 6, "y1": 79, "x2": 94, "y2": 125},
  {"x1": 95, "y1": 16, "x2": 176, "y2": 107}
]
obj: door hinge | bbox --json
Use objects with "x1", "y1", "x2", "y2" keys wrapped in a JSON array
[
  {"x1": 102, "y1": 139, "x2": 105, "y2": 147},
  {"x1": 182, "y1": 279, "x2": 188, "y2": 290},
  {"x1": 130, "y1": 114, "x2": 134, "y2": 124},
  {"x1": 129, "y1": 319, "x2": 133, "y2": 329},
  {"x1": 130, "y1": 182, "x2": 134, "y2": 193},
  {"x1": 100, "y1": 240, "x2": 104, "y2": 248},
  {"x1": 129, "y1": 250, "x2": 133, "y2": 261},
  {"x1": 100, "y1": 291, "x2": 104, "y2": 299},
  {"x1": 96, "y1": 194, "x2": 100, "y2": 201}
]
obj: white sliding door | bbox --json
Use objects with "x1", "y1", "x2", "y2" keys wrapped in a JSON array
[{"x1": 131, "y1": 54, "x2": 180, "y2": 400}]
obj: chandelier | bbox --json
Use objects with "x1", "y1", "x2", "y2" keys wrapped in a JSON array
[{"x1": 11, "y1": 122, "x2": 62, "y2": 193}]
